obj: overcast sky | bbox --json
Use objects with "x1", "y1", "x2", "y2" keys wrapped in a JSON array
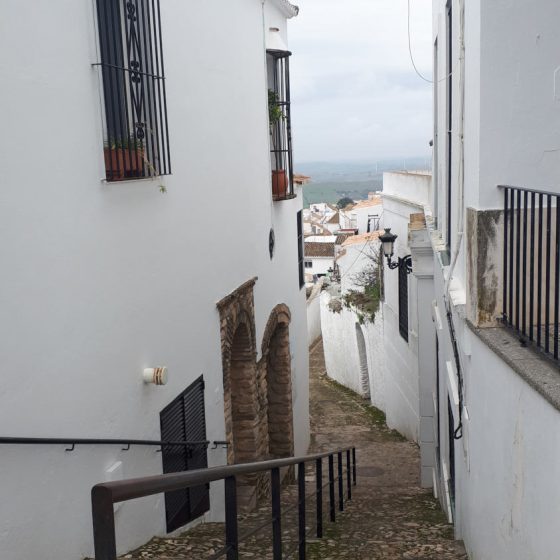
[{"x1": 289, "y1": 0, "x2": 432, "y2": 163}]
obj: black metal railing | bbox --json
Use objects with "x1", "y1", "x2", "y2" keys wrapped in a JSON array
[
  {"x1": 94, "y1": 0, "x2": 171, "y2": 181},
  {"x1": 92, "y1": 446, "x2": 356, "y2": 560},
  {"x1": 501, "y1": 185, "x2": 560, "y2": 361},
  {"x1": 0, "y1": 436, "x2": 228, "y2": 452},
  {"x1": 267, "y1": 49, "x2": 294, "y2": 201}
]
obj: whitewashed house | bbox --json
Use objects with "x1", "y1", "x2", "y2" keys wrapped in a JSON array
[
  {"x1": 0, "y1": 2, "x2": 309, "y2": 559},
  {"x1": 304, "y1": 235, "x2": 336, "y2": 279},
  {"x1": 377, "y1": 1, "x2": 560, "y2": 559},
  {"x1": 340, "y1": 196, "x2": 383, "y2": 234}
]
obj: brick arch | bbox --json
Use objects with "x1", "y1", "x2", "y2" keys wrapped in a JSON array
[
  {"x1": 217, "y1": 280, "x2": 258, "y2": 463},
  {"x1": 261, "y1": 304, "x2": 291, "y2": 356},
  {"x1": 261, "y1": 304, "x2": 294, "y2": 459},
  {"x1": 217, "y1": 279, "x2": 265, "y2": 510}
]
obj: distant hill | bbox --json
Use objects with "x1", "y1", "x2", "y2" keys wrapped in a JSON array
[{"x1": 295, "y1": 157, "x2": 430, "y2": 208}]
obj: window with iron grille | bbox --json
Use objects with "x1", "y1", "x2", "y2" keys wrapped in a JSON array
[
  {"x1": 267, "y1": 49, "x2": 293, "y2": 200},
  {"x1": 398, "y1": 262, "x2": 409, "y2": 341},
  {"x1": 297, "y1": 210, "x2": 304, "y2": 288},
  {"x1": 95, "y1": 0, "x2": 171, "y2": 181}
]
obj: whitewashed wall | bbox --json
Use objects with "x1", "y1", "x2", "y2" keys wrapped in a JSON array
[
  {"x1": 430, "y1": 1, "x2": 560, "y2": 556},
  {"x1": 349, "y1": 202, "x2": 383, "y2": 234},
  {"x1": 0, "y1": 1, "x2": 308, "y2": 559},
  {"x1": 381, "y1": 177, "x2": 425, "y2": 443},
  {"x1": 320, "y1": 291, "x2": 385, "y2": 409},
  {"x1": 306, "y1": 256, "x2": 333, "y2": 276},
  {"x1": 306, "y1": 279, "x2": 323, "y2": 347}
]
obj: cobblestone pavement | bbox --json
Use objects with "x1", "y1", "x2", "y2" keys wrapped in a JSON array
[{"x1": 120, "y1": 339, "x2": 468, "y2": 559}]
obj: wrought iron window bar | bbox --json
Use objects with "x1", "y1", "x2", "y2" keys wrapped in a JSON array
[
  {"x1": 268, "y1": 49, "x2": 294, "y2": 201},
  {"x1": 500, "y1": 185, "x2": 560, "y2": 363},
  {"x1": 0, "y1": 437, "x2": 228, "y2": 452},
  {"x1": 92, "y1": 446, "x2": 356, "y2": 560},
  {"x1": 398, "y1": 257, "x2": 409, "y2": 341},
  {"x1": 94, "y1": 0, "x2": 171, "y2": 181},
  {"x1": 297, "y1": 210, "x2": 304, "y2": 288}
]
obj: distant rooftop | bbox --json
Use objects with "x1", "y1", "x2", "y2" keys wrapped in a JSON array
[
  {"x1": 305, "y1": 242, "x2": 335, "y2": 258},
  {"x1": 306, "y1": 235, "x2": 337, "y2": 243},
  {"x1": 341, "y1": 231, "x2": 381, "y2": 248}
]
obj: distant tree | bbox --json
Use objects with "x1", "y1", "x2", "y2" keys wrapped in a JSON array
[{"x1": 336, "y1": 196, "x2": 354, "y2": 209}]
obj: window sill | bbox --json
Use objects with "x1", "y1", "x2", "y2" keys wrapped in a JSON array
[
  {"x1": 467, "y1": 321, "x2": 560, "y2": 412},
  {"x1": 273, "y1": 193, "x2": 297, "y2": 202},
  {"x1": 102, "y1": 175, "x2": 166, "y2": 185}
]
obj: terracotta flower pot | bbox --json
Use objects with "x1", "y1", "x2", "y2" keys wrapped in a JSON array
[
  {"x1": 272, "y1": 169, "x2": 288, "y2": 200},
  {"x1": 104, "y1": 147, "x2": 144, "y2": 180}
]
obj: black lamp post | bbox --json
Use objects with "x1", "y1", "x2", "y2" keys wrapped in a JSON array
[{"x1": 379, "y1": 228, "x2": 412, "y2": 274}]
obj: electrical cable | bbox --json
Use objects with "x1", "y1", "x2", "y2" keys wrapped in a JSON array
[{"x1": 407, "y1": 0, "x2": 456, "y2": 84}]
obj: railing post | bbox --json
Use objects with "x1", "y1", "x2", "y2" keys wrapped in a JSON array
[
  {"x1": 352, "y1": 447, "x2": 357, "y2": 486},
  {"x1": 225, "y1": 476, "x2": 239, "y2": 560},
  {"x1": 315, "y1": 458, "x2": 323, "y2": 538},
  {"x1": 346, "y1": 449, "x2": 351, "y2": 500},
  {"x1": 271, "y1": 467, "x2": 282, "y2": 560},
  {"x1": 298, "y1": 462, "x2": 306, "y2": 560},
  {"x1": 328, "y1": 454, "x2": 335, "y2": 522},
  {"x1": 337, "y1": 452, "x2": 343, "y2": 512},
  {"x1": 92, "y1": 485, "x2": 117, "y2": 560}
]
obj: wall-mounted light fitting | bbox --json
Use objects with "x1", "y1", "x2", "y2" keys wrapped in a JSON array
[
  {"x1": 143, "y1": 367, "x2": 168, "y2": 385},
  {"x1": 379, "y1": 228, "x2": 412, "y2": 274}
]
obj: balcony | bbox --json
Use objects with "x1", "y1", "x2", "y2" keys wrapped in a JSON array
[{"x1": 501, "y1": 185, "x2": 560, "y2": 363}]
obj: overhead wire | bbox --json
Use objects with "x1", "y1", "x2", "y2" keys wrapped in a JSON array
[{"x1": 407, "y1": 0, "x2": 456, "y2": 84}]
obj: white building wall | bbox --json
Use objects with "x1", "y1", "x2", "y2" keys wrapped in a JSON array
[
  {"x1": 338, "y1": 243, "x2": 377, "y2": 294},
  {"x1": 429, "y1": 2, "x2": 560, "y2": 556},
  {"x1": 306, "y1": 280, "x2": 323, "y2": 347},
  {"x1": 306, "y1": 256, "x2": 333, "y2": 276},
  {"x1": 381, "y1": 176, "x2": 426, "y2": 443},
  {"x1": 0, "y1": 1, "x2": 308, "y2": 559},
  {"x1": 320, "y1": 291, "x2": 385, "y2": 408}
]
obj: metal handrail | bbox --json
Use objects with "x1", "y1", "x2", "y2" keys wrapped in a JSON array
[
  {"x1": 92, "y1": 446, "x2": 357, "y2": 560},
  {"x1": 0, "y1": 436, "x2": 228, "y2": 451}
]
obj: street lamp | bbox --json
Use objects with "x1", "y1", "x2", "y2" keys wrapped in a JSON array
[{"x1": 379, "y1": 228, "x2": 412, "y2": 274}]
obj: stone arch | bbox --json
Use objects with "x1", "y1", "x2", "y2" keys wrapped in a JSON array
[
  {"x1": 217, "y1": 279, "x2": 259, "y2": 464},
  {"x1": 217, "y1": 279, "x2": 265, "y2": 509},
  {"x1": 229, "y1": 321, "x2": 259, "y2": 465},
  {"x1": 261, "y1": 304, "x2": 294, "y2": 460},
  {"x1": 355, "y1": 323, "x2": 371, "y2": 399}
]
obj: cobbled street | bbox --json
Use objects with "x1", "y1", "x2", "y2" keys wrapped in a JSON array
[{"x1": 120, "y1": 339, "x2": 468, "y2": 559}]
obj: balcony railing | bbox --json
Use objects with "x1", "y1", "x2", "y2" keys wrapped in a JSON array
[
  {"x1": 501, "y1": 185, "x2": 560, "y2": 362},
  {"x1": 92, "y1": 446, "x2": 356, "y2": 560}
]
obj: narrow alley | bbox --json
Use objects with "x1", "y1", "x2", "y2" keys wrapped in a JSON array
[{"x1": 120, "y1": 339, "x2": 467, "y2": 560}]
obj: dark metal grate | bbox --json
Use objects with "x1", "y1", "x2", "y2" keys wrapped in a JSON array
[
  {"x1": 501, "y1": 185, "x2": 560, "y2": 362},
  {"x1": 268, "y1": 49, "x2": 293, "y2": 200},
  {"x1": 398, "y1": 260, "x2": 409, "y2": 341},
  {"x1": 160, "y1": 376, "x2": 209, "y2": 532},
  {"x1": 95, "y1": 0, "x2": 171, "y2": 181},
  {"x1": 297, "y1": 210, "x2": 304, "y2": 288}
]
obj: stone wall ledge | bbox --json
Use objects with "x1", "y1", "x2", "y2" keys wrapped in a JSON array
[{"x1": 467, "y1": 321, "x2": 560, "y2": 412}]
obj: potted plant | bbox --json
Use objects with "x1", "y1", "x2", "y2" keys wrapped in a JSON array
[
  {"x1": 268, "y1": 89, "x2": 288, "y2": 199},
  {"x1": 104, "y1": 136, "x2": 145, "y2": 181}
]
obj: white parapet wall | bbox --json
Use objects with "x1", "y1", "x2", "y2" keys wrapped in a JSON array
[
  {"x1": 320, "y1": 290, "x2": 385, "y2": 410},
  {"x1": 306, "y1": 279, "x2": 323, "y2": 347}
]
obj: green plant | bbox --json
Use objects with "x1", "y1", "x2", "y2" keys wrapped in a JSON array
[
  {"x1": 268, "y1": 89, "x2": 284, "y2": 126},
  {"x1": 337, "y1": 196, "x2": 355, "y2": 209},
  {"x1": 104, "y1": 136, "x2": 144, "y2": 150},
  {"x1": 268, "y1": 89, "x2": 285, "y2": 170}
]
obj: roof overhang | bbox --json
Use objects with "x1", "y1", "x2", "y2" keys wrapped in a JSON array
[{"x1": 270, "y1": 0, "x2": 299, "y2": 18}]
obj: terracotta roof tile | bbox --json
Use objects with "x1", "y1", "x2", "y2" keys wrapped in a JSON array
[
  {"x1": 341, "y1": 231, "x2": 381, "y2": 248},
  {"x1": 304, "y1": 242, "x2": 335, "y2": 258}
]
